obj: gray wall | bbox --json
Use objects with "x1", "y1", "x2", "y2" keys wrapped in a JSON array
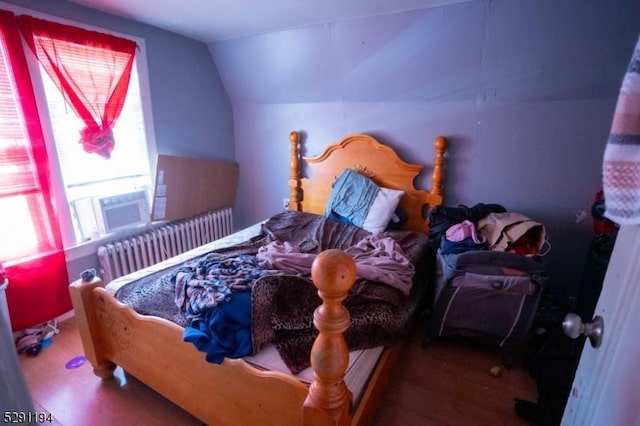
[
  {"x1": 210, "y1": 0, "x2": 640, "y2": 296},
  {"x1": 1, "y1": 0, "x2": 235, "y2": 278}
]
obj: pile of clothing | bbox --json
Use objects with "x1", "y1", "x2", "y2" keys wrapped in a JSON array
[
  {"x1": 14, "y1": 320, "x2": 59, "y2": 356},
  {"x1": 428, "y1": 203, "x2": 549, "y2": 258}
]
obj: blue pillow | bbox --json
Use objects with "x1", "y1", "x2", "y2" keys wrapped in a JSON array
[{"x1": 325, "y1": 169, "x2": 404, "y2": 234}]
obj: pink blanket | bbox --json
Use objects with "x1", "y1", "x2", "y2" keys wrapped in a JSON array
[{"x1": 256, "y1": 234, "x2": 414, "y2": 295}]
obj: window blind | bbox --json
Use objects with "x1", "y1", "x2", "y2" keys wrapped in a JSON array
[{"x1": 0, "y1": 33, "x2": 39, "y2": 197}]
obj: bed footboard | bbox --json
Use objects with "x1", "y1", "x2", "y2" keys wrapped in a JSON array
[
  {"x1": 69, "y1": 250, "x2": 359, "y2": 425},
  {"x1": 304, "y1": 249, "x2": 356, "y2": 426},
  {"x1": 69, "y1": 276, "x2": 116, "y2": 379},
  {"x1": 70, "y1": 276, "x2": 313, "y2": 424}
]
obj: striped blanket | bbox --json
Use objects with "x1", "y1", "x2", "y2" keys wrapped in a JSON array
[{"x1": 603, "y1": 36, "x2": 640, "y2": 225}]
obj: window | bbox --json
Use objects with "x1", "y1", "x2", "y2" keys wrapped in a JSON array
[
  {"x1": 0, "y1": 6, "x2": 156, "y2": 330},
  {"x1": 0, "y1": 8, "x2": 156, "y2": 254},
  {"x1": 17, "y1": 12, "x2": 156, "y2": 246},
  {"x1": 41, "y1": 60, "x2": 153, "y2": 242}
]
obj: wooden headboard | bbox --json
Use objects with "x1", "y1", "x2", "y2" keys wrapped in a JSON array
[{"x1": 287, "y1": 131, "x2": 448, "y2": 234}]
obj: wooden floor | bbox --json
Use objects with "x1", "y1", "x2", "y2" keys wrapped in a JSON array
[{"x1": 19, "y1": 317, "x2": 538, "y2": 426}]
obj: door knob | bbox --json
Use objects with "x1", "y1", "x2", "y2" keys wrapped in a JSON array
[{"x1": 562, "y1": 313, "x2": 604, "y2": 348}]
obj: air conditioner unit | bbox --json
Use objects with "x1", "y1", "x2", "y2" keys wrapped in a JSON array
[{"x1": 74, "y1": 190, "x2": 149, "y2": 239}]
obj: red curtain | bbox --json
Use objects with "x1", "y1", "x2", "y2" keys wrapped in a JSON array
[
  {"x1": 0, "y1": 10, "x2": 70, "y2": 331},
  {"x1": 18, "y1": 16, "x2": 137, "y2": 159}
]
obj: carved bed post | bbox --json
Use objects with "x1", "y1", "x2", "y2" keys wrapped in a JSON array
[
  {"x1": 288, "y1": 131, "x2": 302, "y2": 211},
  {"x1": 69, "y1": 277, "x2": 116, "y2": 379},
  {"x1": 430, "y1": 136, "x2": 448, "y2": 203},
  {"x1": 303, "y1": 249, "x2": 355, "y2": 426}
]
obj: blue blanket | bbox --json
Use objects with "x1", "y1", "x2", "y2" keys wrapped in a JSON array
[{"x1": 182, "y1": 290, "x2": 252, "y2": 364}]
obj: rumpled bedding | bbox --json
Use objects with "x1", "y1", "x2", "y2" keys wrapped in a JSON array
[
  {"x1": 257, "y1": 234, "x2": 415, "y2": 295},
  {"x1": 114, "y1": 210, "x2": 432, "y2": 374},
  {"x1": 174, "y1": 253, "x2": 286, "y2": 318},
  {"x1": 255, "y1": 241, "x2": 316, "y2": 274}
]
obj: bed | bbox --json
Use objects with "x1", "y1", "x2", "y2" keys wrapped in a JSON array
[{"x1": 69, "y1": 131, "x2": 448, "y2": 425}]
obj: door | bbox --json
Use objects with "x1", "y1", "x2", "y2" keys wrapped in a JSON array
[{"x1": 561, "y1": 224, "x2": 640, "y2": 425}]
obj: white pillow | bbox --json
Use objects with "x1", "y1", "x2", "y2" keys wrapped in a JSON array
[{"x1": 361, "y1": 187, "x2": 404, "y2": 233}]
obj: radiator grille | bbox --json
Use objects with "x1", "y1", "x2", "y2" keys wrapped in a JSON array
[{"x1": 97, "y1": 207, "x2": 233, "y2": 284}]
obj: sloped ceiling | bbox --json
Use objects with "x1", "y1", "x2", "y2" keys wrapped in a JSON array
[{"x1": 68, "y1": 0, "x2": 470, "y2": 42}]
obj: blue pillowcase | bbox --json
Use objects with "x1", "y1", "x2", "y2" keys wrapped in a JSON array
[{"x1": 325, "y1": 169, "x2": 404, "y2": 234}]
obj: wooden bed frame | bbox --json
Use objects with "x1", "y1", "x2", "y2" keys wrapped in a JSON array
[{"x1": 69, "y1": 131, "x2": 448, "y2": 425}]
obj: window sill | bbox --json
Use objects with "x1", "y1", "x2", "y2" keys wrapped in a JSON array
[
  {"x1": 64, "y1": 239, "x2": 102, "y2": 263},
  {"x1": 64, "y1": 222, "x2": 164, "y2": 262}
]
